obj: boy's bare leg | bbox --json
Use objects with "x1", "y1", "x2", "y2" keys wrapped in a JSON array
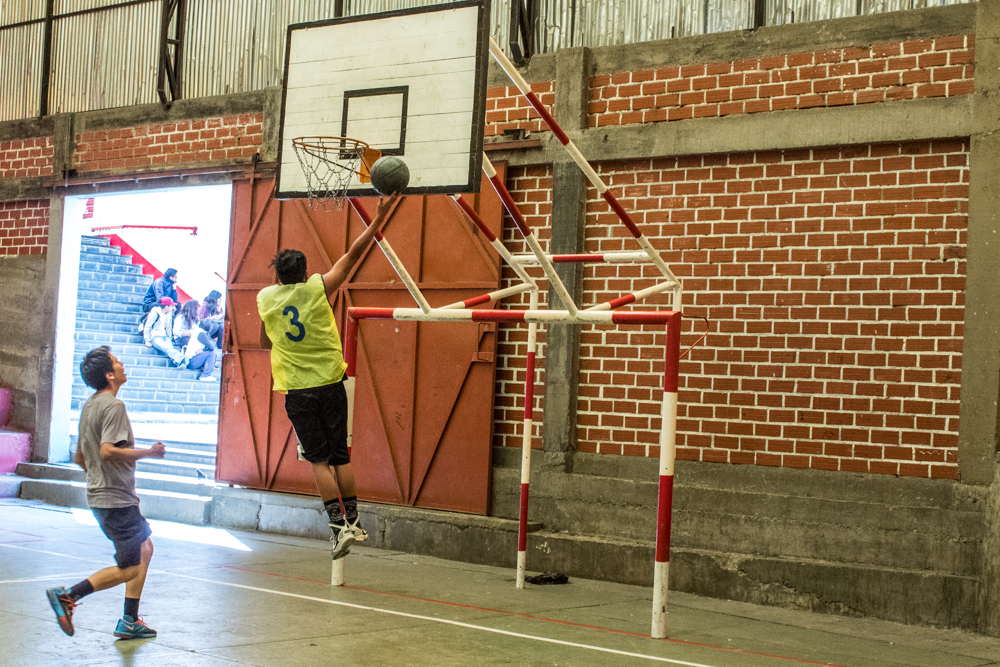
[
  {"x1": 310, "y1": 462, "x2": 342, "y2": 502},
  {"x1": 333, "y1": 464, "x2": 356, "y2": 498},
  {"x1": 125, "y1": 539, "x2": 154, "y2": 599},
  {"x1": 85, "y1": 538, "x2": 154, "y2": 594}
]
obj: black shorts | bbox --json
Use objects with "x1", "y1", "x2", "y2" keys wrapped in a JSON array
[
  {"x1": 91, "y1": 505, "x2": 152, "y2": 569},
  {"x1": 284, "y1": 381, "x2": 350, "y2": 466}
]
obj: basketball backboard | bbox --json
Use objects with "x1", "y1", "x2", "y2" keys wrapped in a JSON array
[{"x1": 276, "y1": 0, "x2": 491, "y2": 199}]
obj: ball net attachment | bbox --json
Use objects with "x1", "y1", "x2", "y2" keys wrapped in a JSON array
[{"x1": 292, "y1": 136, "x2": 382, "y2": 208}]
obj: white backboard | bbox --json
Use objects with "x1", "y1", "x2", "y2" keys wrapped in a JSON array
[{"x1": 277, "y1": 0, "x2": 490, "y2": 199}]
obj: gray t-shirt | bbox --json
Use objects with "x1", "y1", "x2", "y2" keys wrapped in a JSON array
[{"x1": 77, "y1": 391, "x2": 140, "y2": 508}]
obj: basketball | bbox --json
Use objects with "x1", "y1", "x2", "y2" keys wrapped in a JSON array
[{"x1": 370, "y1": 156, "x2": 410, "y2": 195}]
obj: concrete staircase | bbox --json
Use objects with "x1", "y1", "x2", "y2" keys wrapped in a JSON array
[
  {"x1": 72, "y1": 235, "x2": 221, "y2": 416},
  {"x1": 19, "y1": 236, "x2": 222, "y2": 522}
]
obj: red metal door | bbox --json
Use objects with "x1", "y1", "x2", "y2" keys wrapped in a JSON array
[{"x1": 217, "y1": 166, "x2": 504, "y2": 514}]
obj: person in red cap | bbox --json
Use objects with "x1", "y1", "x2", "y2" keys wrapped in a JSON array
[{"x1": 143, "y1": 296, "x2": 184, "y2": 366}]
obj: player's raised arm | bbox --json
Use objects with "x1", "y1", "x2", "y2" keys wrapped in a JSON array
[{"x1": 322, "y1": 193, "x2": 400, "y2": 297}]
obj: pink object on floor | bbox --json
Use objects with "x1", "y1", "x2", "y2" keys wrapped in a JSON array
[{"x1": 0, "y1": 429, "x2": 31, "y2": 474}]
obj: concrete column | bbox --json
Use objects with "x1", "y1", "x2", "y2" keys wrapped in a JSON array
[
  {"x1": 34, "y1": 114, "x2": 73, "y2": 462},
  {"x1": 36, "y1": 192, "x2": 65, "y2": 462},
  {"x1": 540, "y1": 48, "x2": 591, "y2": 467},
  {"x1": 960, "y1": 0, "x2": 1000, "y2": 485}
]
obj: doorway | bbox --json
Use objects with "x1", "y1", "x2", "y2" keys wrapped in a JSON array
[{"x1": 50, "y1": 186, "x2": 232, "y2": 471}]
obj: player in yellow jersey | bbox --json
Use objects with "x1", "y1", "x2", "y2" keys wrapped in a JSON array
[{"x1": 258, "y1": 194, "x2": 398, "y2": 559}]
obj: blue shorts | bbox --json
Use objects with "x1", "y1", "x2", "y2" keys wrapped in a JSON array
[{"x1": 91, "y1": 505, "x2": 152, "y2": 569}]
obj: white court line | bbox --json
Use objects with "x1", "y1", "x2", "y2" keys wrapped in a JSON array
[
  {"x1": 0, "y1": 572, "x2": 95, "y2": 585},
  {"x1": 0, "y1": 542, "x2": 106, "y2": 564},
  {"x1": 170, "y1": 572, "x2": 719, "y2": 667},
  {"x1": 1, "y1": 541, "x2": 721, "y2": 667}
]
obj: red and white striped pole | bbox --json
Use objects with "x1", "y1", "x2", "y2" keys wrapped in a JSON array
[
  {"x1": 516, "y1": 289, "x2": 540, "y2": 588},
  {"x1": 487, "y1": 37, "x2": 680, "y2": 289},
  {"x1": 651, "y1": 312, "x2": 682, "y2": 638}
]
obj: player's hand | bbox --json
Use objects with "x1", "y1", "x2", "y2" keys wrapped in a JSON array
[
  {"x1": 148, "y1": 442, "x2": 166, "y2": 458},
  {"x1": 376, "y1": 192, "x2": 401, "y2": 219},
  {"x1": 145, "y1": 341, "x2": 152, "y2": 348}
]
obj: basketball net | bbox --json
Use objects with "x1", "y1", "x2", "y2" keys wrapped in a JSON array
[{"x1": 292, "y1": 136, "x2": 381, "y2": 209}]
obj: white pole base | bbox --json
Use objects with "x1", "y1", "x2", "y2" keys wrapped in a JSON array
[
  {"x1": 332, "y1": 556, "x2": 345, "y2": 586},
  {"x1": 651, "y1": 560, "x2": 669, "y2": 638},
  {"x1": 516, "y1": 550, "x2": 526, "y2": 589}
]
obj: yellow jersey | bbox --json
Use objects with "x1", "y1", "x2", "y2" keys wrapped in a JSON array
[{"x1": 257, "y1": 273, "x2": 347, "y2": 392}]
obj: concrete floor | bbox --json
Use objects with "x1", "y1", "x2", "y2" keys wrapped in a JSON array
[{"x1": 2, "y1": 498, "x2": 999, "y2": 667}]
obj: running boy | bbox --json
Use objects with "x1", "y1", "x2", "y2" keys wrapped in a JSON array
[
  {"x1": 46, "y1": 346, "x2": 166, "y2": 639},
  {"x1": 258, "y1": 194, "x2": 398, "y2": 559}
]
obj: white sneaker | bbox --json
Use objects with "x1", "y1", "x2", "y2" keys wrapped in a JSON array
[
  {"x1": 330, "y1": 523, "x2": 356, "y2": 560},
  {"x1": 347, "y1": 518, "x2": 368, "y2": 542}
]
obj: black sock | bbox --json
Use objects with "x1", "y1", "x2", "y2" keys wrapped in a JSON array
[
  {"x1": 69, "y1": 579, "x2": 94, "y2": 602},
  {"x1": 124, "y1": 597, "x2": 140, "y2": 620},
  {"x1": 324, "y1": 498, "x2": 344, "y2": 525},
  {"x1": 343, "y1": 495, "x2": 359, "y2": 523}
]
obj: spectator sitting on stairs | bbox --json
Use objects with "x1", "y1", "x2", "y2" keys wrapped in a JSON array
[
  {"x1": 137, "y1": 269, "x2": 179, "y2": 331},
  {"x1": 143, "y1": 297, "x2": 184, "y2": 367},
  {"x1": 198, "y1": 290, "x2": 224, "y2": 351},
  {"x1": 173, "y1": 300, "x2": 201, "y2": 349},
  {"x1": 181, "y1": 322, "x2": 218, "y2": 382}
]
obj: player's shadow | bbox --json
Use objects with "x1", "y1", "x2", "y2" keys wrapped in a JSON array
[{"x1": 113, "y1": 636, "x2": 155, "y2": 665}]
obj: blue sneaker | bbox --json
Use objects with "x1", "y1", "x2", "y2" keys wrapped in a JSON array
[
  {"x1": 45, "y1": 587, "x2": 76, "y2": 636},
  {"x1": 114, "y1": 615, "x2": 157, "y2": 640}
]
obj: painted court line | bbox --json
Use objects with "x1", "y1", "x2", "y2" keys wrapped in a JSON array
[
  {"x1": 0, "y1": 572, "x2": 95, "y2": 585},
  {"x1": 222, "y1": 564, "x2": 846, "y2": 667},
  {"x1": 2, "y1": 540, "x2": 846, "y2": 667},
  {"x1": 171, "y1": 571, "x2": 727, "y2": 667},
  {"x1": 0, "y1": 542, "x2": 107, "y2": 564}
]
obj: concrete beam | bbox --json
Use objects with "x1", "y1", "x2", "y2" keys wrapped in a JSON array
[
  {"x1": 493, "y1": 96, "x2": 972, "y2": 168},
  {"x1": 71, "y1": 88, "x2": 269, "y2": 135}
]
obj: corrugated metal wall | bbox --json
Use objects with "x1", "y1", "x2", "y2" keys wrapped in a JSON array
[{"x1": 0, "y1": 0, "x2": 977, "y2": 122}]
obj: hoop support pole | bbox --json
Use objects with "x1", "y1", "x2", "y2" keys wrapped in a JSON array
[
  {"x1": 487, "y1": 37, "x2": 680, "y2": 287},
  {"x1": 439, "y1": 283, "x2": 535, "y2": 310},
  {"x1": 512, "y1": 251, "x2": 651, "y2": 264},
  {"x1": 332, "y1": 556, "x2": 345, "y2": 586},
  {"x1": 349, "y1": 307, "x2": 679, "y2": 326},
  {"x1": 481, "y1": 153, "x2": 578, "y2": 316},
  {"x1": 516, "y1": 290, "x2": 540, "y2": 589},
  {"x1": 349, "y1": 198, "x2": 433, "y2": 314},
  {"x1": 450, "y1": 195, "x2": 539, "y2": 290},
  {"x1": 584, "y1": 280, "x2": 677, "y2": 312},
  {"x1": 651, "y1": 311, "x2": 681, "y2": 639}
]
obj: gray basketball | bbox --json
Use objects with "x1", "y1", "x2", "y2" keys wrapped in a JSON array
[{"x1": 370, "y1": 156, "x2": 410, "y2": 195}]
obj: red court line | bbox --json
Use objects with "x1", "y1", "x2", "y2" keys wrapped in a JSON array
[
  {"x1": 0, "y1": 528, "x2": 44, "y2": 538},
  {"x1": 219, "y1": 565, "x2": 848, "y2": 667},
  {"x1": 0, "y1": 539, "x2": 45, "y2": 544}
]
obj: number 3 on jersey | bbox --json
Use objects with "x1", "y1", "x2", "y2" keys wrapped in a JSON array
[{"x1": 283, "y1": 306, "x2": 306, "y2": 342}]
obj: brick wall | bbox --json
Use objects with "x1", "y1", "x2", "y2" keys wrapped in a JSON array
[
  {"x1": 588, "y1": 36, "x2": 974, "y2": 127},
  {"x1": 493, "y1": 164, "x2": 553, "y2": 450},
  {"x1": 73, "y1": 113, "x2": 264, "y2": 173},
  {"x1": 530, "y1": 139, "x2": 965, "y2": 480},
  {"x1": 0, "y1": 200, "x2": 50, "y2": 256},
  {"x1": 0, "y1": 137, "x2": 54, "y2": 179},
  {"x1": 486, "y1": 83, "x2": 555, "y2": 138}
]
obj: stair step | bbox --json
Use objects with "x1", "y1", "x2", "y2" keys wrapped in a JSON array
[
  {"x1": 17, "y1": 477, "x2": 212, "y2": 525},
  {"x1": 77, "y1": 279, "x2": 149, "y2": 295},
  {"x1": 134, "y1": 437, "x2": 218, "y2": 455},
  {"x1": 80, "y1": 245, "x2": 122, "y2": 257},
  {"x1": 135, "y1": 457, "x2": 216, "y2": 478},
  {"x1": 77, "y1": 270, "x2": 151, "y2": 285},
  {"x1": 78, "y1": 260, "x2": 144, "y2": 275},
  {"x1": 81, "y1": 236, "x2": 111, "y2": 247},
  {"x1": 70, "y1": 397, "x2": 219, "y2": 415}
]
